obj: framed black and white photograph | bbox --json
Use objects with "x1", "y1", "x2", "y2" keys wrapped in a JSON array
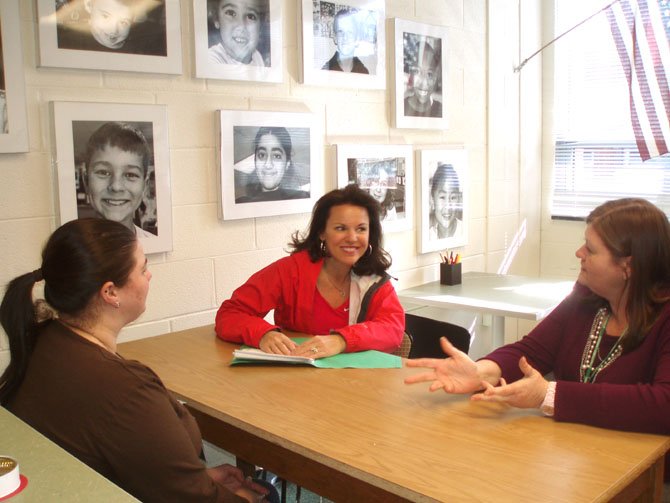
[
  {"x1": 417, "y1": 148, "x2": 467, "y2": 253},
  {"x1": 336, "y1": 144, "x2": 413, "y2": 233},
  {"x1": 392, "y1": 18, "x2": 448, "y2": 129},
  {"x1": 0, "y1": 0, "x2": 29, "y2": 153},
  {"x1": 300, "y1": 0, "x2": 385, "y2": 89},
  {"x1": 193, "y1": 0, "x2": 282, "y2": 82},
  {"x1": 218, "y1": 110, "x2": 323, "y2": 220},
  {"x1": 53, "y1": 102, "x2": 173, "y2": 254},
  {"x1": 37, "y1": 0, "x2": 182, "y2": 74}
]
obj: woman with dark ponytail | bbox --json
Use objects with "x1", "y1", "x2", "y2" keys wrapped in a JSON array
[{"x1": 0, "y1": 218, "x2": 272, "y2": 503}]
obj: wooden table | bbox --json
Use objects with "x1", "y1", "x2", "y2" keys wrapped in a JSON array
[
  {"x1": 119, "y1": 325, "x2": 670, "y2": 503},
  {"x1": 0, "y1": 407, "x2": 137, "y2": 502},
  {"x1": 397, "y1": 272, "x2": 575, "y2": 349}
]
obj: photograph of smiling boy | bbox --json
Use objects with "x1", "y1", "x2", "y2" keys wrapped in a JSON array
[
  {"x1": 74, "y1": 121, "x2": 158, "y2": 237},
  {"x1": 55, "y1": 0, "x2": 167, "y2": 56},
  {"x1": 207, "y1": 0, "x2": 270, "y2": 66},
  {"x1": 233, "y1": 126, "x2": 311, "y2": 203},
  {"x1": 321, "y1": 8, "x2": 367, "y2": 73},
  {"x1": 403, "y1": 33, "x2": 442, "y2": 118}
]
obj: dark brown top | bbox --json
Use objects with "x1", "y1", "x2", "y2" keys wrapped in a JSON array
[{"x1": 8, "y1": 320, "x2": 244, "y2": 502}]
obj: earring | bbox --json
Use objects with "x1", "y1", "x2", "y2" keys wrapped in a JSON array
[
  {"x1": 364, "y1": 244, "x2": 373, "y2": 257},
  {"x1": 320, "y1": 240, "x2": 327, "y2": 256},
  {"x1": 115, "y1": 301, "x2": 120, "y2": 309}
]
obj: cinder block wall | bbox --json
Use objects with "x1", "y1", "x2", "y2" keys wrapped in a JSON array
[{"x1": 1, "y1": 1, "x2": 539, "y2": 370}]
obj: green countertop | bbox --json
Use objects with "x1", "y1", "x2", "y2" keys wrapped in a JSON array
[{"x1": 0, "y1": 407, "x2": 137, "y2": 502}]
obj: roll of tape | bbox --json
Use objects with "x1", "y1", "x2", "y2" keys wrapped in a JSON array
[{"x1": 0, "y1": 456, "x2": 20, "y2": 498}]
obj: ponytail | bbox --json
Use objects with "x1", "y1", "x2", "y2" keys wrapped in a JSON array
[
  {"x1": 0, "y1": 272, "x2": 46, "y2": 404},
  {"x1": 0, "y1": 218, "x2": 136, "y2": 405}
]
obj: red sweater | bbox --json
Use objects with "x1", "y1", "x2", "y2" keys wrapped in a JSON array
[
  {"x1": 486, "y1": 283, "x2": 670, "y2": 435},
  {"x1": 215, "y1": 250, "x2": 404, "y2": 353}
]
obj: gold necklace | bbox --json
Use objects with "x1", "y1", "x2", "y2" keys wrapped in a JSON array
[{"x1": 323, "y1": 269, "x2": 350, "y2": 298}]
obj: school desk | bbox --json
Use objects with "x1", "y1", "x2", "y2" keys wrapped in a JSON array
[{"x1": 119, "y1": 325, "x2": 670, "y2": 502}]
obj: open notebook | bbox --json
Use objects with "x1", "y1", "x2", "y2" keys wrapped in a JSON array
[{"x1": 231, "y1": 346, "x2": 401, "y2": 369}]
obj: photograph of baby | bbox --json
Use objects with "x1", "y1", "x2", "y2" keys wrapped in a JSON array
[
  {"x1": 233, "y1": 126, "x2": 311, "y2": 203},
  {"x1": 418, "y1": 148, "x2": 467, "y2": 253},
  {"x1": 72, "y1": 120, "x2": 158, "y2": 238},
  {"x1": 54, "y1": 0, "x2": 168, "y2": 56}
]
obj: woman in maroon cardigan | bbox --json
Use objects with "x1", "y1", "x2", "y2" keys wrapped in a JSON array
[{"x1": 405, "y1": 198, "x2": 670, "y2": 440}]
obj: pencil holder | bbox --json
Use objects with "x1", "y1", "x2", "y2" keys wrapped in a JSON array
[{"x1": 440, "y1": 262, "x2": 462, "y2": 285}]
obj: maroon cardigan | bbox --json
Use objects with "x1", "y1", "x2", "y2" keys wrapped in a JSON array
[{"x1": 485, "y1": 283, "x2": 670, "y2": 477}]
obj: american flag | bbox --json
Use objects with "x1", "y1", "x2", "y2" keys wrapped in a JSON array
[{"x1": 606, "y1": 0, "x2": 670, "y2": 160}]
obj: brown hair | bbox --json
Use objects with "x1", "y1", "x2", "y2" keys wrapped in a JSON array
[
  {"x1": 289, "y1": 185, "x2": 391, "y2": 276},
  {"x1": 587, "y1": 198, "x2": 670, "y2": 351},
  {"x1": 0, "y1": 218, "x2": 137, "y2": 404}
]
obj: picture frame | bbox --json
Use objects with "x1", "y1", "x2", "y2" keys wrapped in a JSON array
[
  {"x1": 193, "y1": 0, "x2": 282, "y2": 82},
  {"x1": 36, "y1": 0, "x2": 182, "y2": 74},
  {"x1": 52, "y1": 101, "x2": 173, "y2": 255},
  {"x1": 218, "y1": 109, "x2": 323, "y2": 221},
  {"x1": 392, "y1": 18, "x2": 449, "y2": 130},
  {"x1": 336, "y1": 144, "x2": 413, "y2": 233},
  {"x1": 0, "y1": 0, "x2": 29, "y2": 153},
  {"x1": 417, "y1": 148, "x2": 467, "y2": 254},
  {"x1": 300, "y1": 0, "x2": 385, "y2": 89}
]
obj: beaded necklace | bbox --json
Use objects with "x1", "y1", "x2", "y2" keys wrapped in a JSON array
[{"x1": 579, "y1": 307, "x2": 625, "y2": 383}]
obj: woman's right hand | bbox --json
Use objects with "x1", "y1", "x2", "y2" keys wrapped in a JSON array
[
  {"x1": 403, "y1": 337, "x2": 486, "y2": 394},
  {"x1": 259, "y1": 330, "x2": 298, "y2": 355}
]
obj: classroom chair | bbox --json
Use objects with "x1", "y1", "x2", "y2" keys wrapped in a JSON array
[{"x1": 404, "y1": 312, "x2": 472, "y2": 358}]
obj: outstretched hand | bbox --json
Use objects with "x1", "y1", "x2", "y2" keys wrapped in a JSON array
[
  {"x1": 404, "y1": 337, "x2": 484, "y2": 394},
  {"x1": 471, "y1": 356, "x2": 548, "y2": 409}
]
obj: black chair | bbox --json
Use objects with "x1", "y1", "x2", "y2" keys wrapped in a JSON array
[
  {"x1": 391, "y1": 331, "x2": 413, "y2": 358},
  {"x1": 405, "y1": 312, "x2": 472, "y2": 358}
]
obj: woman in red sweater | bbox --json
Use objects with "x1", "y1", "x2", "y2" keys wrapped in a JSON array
[{"x1": 216, "y1": 185, "x2": 404, "y2": 358}]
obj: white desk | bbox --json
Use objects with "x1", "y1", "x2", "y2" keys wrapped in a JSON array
[
  {"x1": 397, "y1": 272, "x2": 575, "y2": 350},
  {"x1": 0, "y1": 407, "x2": 137, "y2": 502}
]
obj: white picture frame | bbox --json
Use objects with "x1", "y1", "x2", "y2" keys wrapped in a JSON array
[
  {"x1": 218, "y1": 109, "x2": 323, "y2": 220},
  {"x1": 336, "y1": 144, "x2": 413, "y2": 233},
  {"x1": 193, "y1": 0, "x2": 283, "y2": 82},
  {"x1": 392, "y1": 18, "x2": 448, "y2": 130},
  {"x1": 417, "y1": 148, "x2": 467, "y2": 254},
  {"x1": 0, "y1": 0, "x2": 29, "y2": 153},
  {"x1": 36, "y1": 0, "x2": 182, "y2": 74},
  {"x1": 52, "y1": 101, "x2": 173, "y2": 255},
  {"x1": 300, "y1": 0, "x2": 385, "y2": 89}
]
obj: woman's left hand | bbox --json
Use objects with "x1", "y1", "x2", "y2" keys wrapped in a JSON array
[
  {"x1": 291, "y1": 334, "x2": 346, "y2": 359},
  {"x1": 206, "y1": 465, "x2": 269, "y2": 497},
  {"x1": 470, "y1": 356, "x2": 548, "y2": 409}
]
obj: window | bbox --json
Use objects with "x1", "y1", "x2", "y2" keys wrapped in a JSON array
[{"x1": 551, "y1": 0, "x2": 670, "y2": 219}]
